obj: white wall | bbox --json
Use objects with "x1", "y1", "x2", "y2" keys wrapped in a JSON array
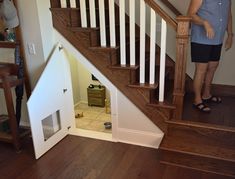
[
  {"x1": 16, "y1": 0, "x2": 46, "y2": 88},
  {"x1": 65, "y1": 52, "x2": 111, "y2": 105},
  {"x1": 65, "y1": 52, "x2": 80, "y2": 105},
  {"x1": 76, "y1": 59, "x2": 101, "y2": 103},
  {"x1": 35, "y1": 0, "x2": 55, "y2": 61}
]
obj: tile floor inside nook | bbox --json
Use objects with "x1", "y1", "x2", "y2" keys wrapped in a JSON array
[{"x1": 75, "y1": 103, "x2": 111, "y2": 133}]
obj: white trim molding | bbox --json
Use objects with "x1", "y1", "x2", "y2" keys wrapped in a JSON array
[{"x1": 117, "y1": 128, "x2": 164, "y2": 149}]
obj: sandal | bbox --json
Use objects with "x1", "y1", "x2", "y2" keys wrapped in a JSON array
[
  {"x1": 193, "y1": 102, "x2": 211, "y2": 113},
  {"x1": 202, "y1": 95, "x2": 222, "y2": 104}
]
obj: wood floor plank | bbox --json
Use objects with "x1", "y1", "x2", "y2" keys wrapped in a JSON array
[
  {"x1": 0, "y1": 135, "x2": 233, "y2": 179},
  {"x1": 183, "y1": 93, "x2": 235, "y2": 128}
]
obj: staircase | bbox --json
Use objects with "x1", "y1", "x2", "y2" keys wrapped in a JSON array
[{"x1": 49, "y1": 0, "x2": 235, "y2": 177}]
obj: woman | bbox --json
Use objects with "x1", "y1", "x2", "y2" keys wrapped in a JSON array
[{"x1": 187, "y1": 0, "x2": 233, "y2": 112}]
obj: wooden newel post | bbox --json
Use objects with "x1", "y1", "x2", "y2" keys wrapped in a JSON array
[
  {"x1": 172, "y1": 16, "x2": 191, "y2": 120},
  {"x1": 50, "y1": 0, "x2": 61, "y2": 8}
]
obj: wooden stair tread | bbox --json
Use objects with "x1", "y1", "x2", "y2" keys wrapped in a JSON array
[
  {"x1": 166, "y1": 119, "x2": 235, "y2": 133},
  {"x1": 50, "y1": 7, "x2": 70, "y2": 11},
  {"x1": 52, "y1": 7, "x2": 110, "y2": 11},
  {"x1": 160, "y1": 136, "x2": 235, "y2": 162},
  {"x1": 128, "y1": 82, "x2": 159, "y2": 89},
  {"x1": 68, "y1": 7, "x2": 110, "y2": 11},
  {"x1": 69, "y1": 27, "x2": 99, "y2": 32},
  {"x1": 147, "y1": 101, "x2": 175, "y2": 110},
  {"x1": 183, "y1": 93, "x2": 235, "y2": 129},
  {"x1": 160, "y1": 149, "x2": 235, "y2": 178},
  {"x1": 89, "y1": 46, "x2": 119, "y2": 51},
  {"x1": 110, "y1": 64, "x2": 139, "y2": 70}
]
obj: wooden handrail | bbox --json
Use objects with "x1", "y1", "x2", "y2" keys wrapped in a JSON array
[
  {"x1": 160, "y1": 0, "x2": 182, "y2": 16},
  {"x1": 145, "y1": 0, "x2": 177, "y2": 31}
]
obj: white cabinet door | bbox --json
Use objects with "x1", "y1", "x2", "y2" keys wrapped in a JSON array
[{"x1": 27, "y1": 44, "x2": 74, "y2": 159}]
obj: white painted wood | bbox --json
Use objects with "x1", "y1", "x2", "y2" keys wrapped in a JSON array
[
  {"x1": 117, "y1": 127, "x2": 163, "y2": 149},
  {"x1": 109, "y1": 0, "x2": 116, "y2": 47},
  {"x1": 80, "y1": 0, "x2": 87, "y2": 27},
  {"x1": 69, "y1": 128, "x2": 113, "y2": 141},
  {"x1": 129, "y1": 0, "x2": 135, "y2": 66},
  {"x1": 159, "y1": 19, "x2": 167, "y2": 102},
  {"x1": 70, "y1": 0, "x2": 76, "y2": 8},
  {"x1": 139, "y1": 0, "x2": 146, "y2": 83},
  {"x1": 99, "y1": 0, "x2": 107, "y2": 46},
  {"x1": 119, "y1": 0, "x2": 126, "y2": 65},
  {"x1": 27, "y1": 44, "x2": 74, "y2": 159},
  {"x1": 149, "y1": 9, "x2": 156, "y2": 84},
  {"x1": 89, "y1": 0, "x2": 96, "y2": 27},
  {"x1": 60, "y1": 0, "x2": 67, "y2": 8}
]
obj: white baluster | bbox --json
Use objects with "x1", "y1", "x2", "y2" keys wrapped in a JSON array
[
  {"x1": 139, "y1": 0, "x2": 146, "y2": 83},
  {"x1": 159, "y1": 19, "x2": 167, "y2": 102},
  {"x1": 120, "y1": 0, "x2": 126, "y2": 65},
  {"x1": 99, "y1": 0, "x2": 107, "y2": 46},
  {"x1": 70, "y1": 0, "x2": 76, "y2": 8},
  {"x1": 60, "y1": 0, "x2": 67, "y2": 8},
  {"x1": 149, "y1": 9, "x2": 156, "y2": 84},
  {"x1": 130, "y1": 0, "x2": 135, "y2": 66},
  {"x1": 80, "y1": 0, "x2": 87, "y2": 27},
  {"x1": 109, "y1": 0, "x2": 116, "y2": 47},
  {"x1": 89, "y1": 0, "x2": 96, "y2": 27}
]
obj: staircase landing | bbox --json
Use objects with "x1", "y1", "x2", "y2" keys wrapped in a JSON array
[{"x1": 183, "y1": 93, "x2": 235, "y2": 128}]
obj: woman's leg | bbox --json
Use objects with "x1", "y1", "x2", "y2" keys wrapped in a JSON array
[
  {"x1": 202, "y1": 61, "x2": 219, "y2": 98},
  {"x1": 193, "y1": 62, "x2": 208, "y2": 104}
]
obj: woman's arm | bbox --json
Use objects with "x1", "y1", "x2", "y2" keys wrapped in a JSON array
[
  {"x1": 225, "y1": 1, "x2": 233, "y2": 50},
  {"x1": 187, "y1": 0, "x2": 215, "y2": 39}
]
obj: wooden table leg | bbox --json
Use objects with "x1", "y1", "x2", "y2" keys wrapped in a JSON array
[{"x1": 2, "y1": 77, "x2": 21, "y2": 151}]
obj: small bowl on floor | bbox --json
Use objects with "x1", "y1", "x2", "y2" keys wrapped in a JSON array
[{"x1": 104, "y1": 122, "x2": 112, "y2": 129}]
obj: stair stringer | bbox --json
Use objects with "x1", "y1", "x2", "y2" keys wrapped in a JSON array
[
  {"x1": 50, "y1": 8, "x2": 170, "y2": 133},
  {"x1": 54, "y1": 30, "x2": 164, "y2": 149}
]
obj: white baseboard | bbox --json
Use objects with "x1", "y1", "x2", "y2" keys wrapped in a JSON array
[
  {"x1": 69, "y1": 128, "x2": 114, "y2": 142},
  {"x1": 117, "y1": 128, "x2": 164, "y2": 149},
  {"x1": 68, "y1": 127, "x2": 163, "y2": 149},
  {"x1": 74, "y1": 101, "x2": 88, "y2": 108}
]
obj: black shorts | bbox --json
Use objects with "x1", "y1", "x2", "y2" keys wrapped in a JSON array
[{"x1": 191, "y1": 42, "x2": 223, "y2": 63}]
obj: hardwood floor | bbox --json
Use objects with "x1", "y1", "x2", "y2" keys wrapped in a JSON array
[
  {"x1": 0, "y1": 135, "x2": 232, "y2": 179},
  {"x1": 183, "y1": 93, "x2": 235, "y2": 128}
]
